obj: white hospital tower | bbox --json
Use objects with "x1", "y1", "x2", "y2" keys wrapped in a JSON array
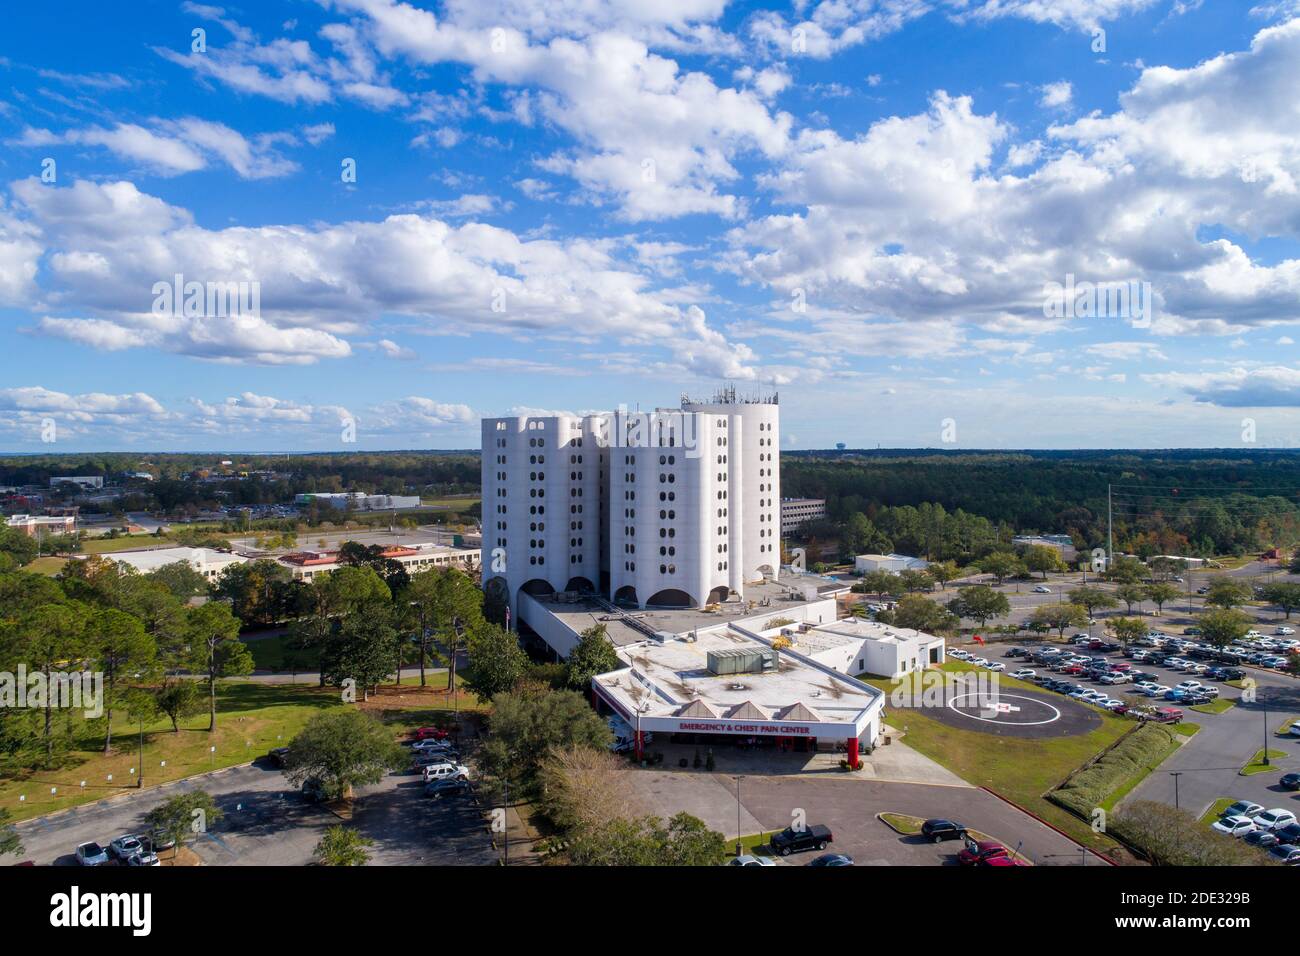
[{"x1": 481, "y1": 388, "x2": 781, "y2": 615}]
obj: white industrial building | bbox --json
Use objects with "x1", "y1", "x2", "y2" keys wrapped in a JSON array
[
  {"x1": 294, "y1": 492, "x2": 421, "y2": 511},
  {"x1": 791, "y1": 617, "x2": 946, "y2": 680},
  {"x1": 49, "y1": 476, "x2": 103, "y2": 490},
  {"x1": 5, "y1": 514, "x2": 76, "y2": 537},
  {"x1": 105, "y1": 546, "x2": 248, "y2": 581},
  {"x1": 854, "y1": 553, "x2": 929, "y2": 574},
  {"x1": 481, "y1": 389, "x2": 781, "y2": 617}
]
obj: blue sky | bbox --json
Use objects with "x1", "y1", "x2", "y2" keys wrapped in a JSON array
[{"x1": 2, "y1": 0, "x2": 1300, "y2": 452}]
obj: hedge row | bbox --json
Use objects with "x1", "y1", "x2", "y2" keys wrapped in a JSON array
[{"x1": 1048, "y1": 723, "x2": 1176, "y2": 818}]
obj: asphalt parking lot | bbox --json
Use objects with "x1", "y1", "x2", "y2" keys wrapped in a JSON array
[
  {"x1": 13, "y1": 758, "x2": 496, "y2": 867},
  {"x1": 967, "y1": 638, "x2": 1300, "y2": 820},
  {"x1": 719, "y1": 776, "x2": 1102, "y2": 866}
]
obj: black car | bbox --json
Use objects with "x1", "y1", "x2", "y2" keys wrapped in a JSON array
[
  {"x1": 808, "y1": 853, "x2": 854, "y2": 866},
  {"x1": 1244, "y1": 829, "x2": 1280, "y2": 848},
  {"x1": 1268, "y1": 844, "x2": 1300, "y2": 865},
  {"x1": 1274, "y1": 823, "x2": 1300, "y2": 846},
  {"x1": 268, "y1": 746, "x2": 290, "y2": 767},
  {"x1": 770, "y1": 824, "x2": 832, "y2": 856},
  {"x1": 1219, "y1": 667, "x2": 1246, "y2": 680},
  {"x1": 1281, "y1": 773, "x2": 1300, "y2": 792},
  {"x1": 1005, "y1": 648, "x2": 1027, "y2": 658},
  {"x1": 921, "y1": 819, "x2": 968, "y2": 842}
]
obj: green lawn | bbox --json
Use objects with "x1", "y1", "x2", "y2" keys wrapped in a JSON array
[
  {"x1": 22, "y1": 556, "x2": 68, "y2": 576},
  {"x1": 0, "y1": 678, "x2": 484, "y2": 823},
  {"x1": 1241, "y1": 749, "x2": 1288, "y2": 776},
  {"x1": 1190, "y1": 698, "x2": 1236, "y2": 715},
  {"x1": 246, "y1": 633, "x2": 319, "y2": 672},
  {"x1": 0, "y1": 681, "x2": 342, "y2": 822},
  {"x1": 867, "y1": 662, "x2": 1133, "y2": 854},
  {"x1": 80, "y1": 535, "x2": 179, "y2": 554},
  {"x1": 1200, "y1": 798, "x2": 1236, "y2": 823},
  {"x1": 1172, "y1": 721, "x2": 1201, "y2": 737}
]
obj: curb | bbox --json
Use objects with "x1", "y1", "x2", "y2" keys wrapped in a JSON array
[
  {"x1": 15, "y1": 760, "x2": 257, "y2": 829},
  {"x1": 979, "y1": 786, "x2": 1118, "y2": 866}
]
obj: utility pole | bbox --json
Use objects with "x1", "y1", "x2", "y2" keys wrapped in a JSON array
[{"x1": 1107, "y1": 483, "x2": 1113, "y2": 571}]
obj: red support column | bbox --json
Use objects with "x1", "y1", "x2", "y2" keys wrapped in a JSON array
[
  {"x1": 634, "y1": 730, "x2": 646, "y2": 762},
  {"x1": 846, "y1": 735, "x2": 860, "y2": 769}
]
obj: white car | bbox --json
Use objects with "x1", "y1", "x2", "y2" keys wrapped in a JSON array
[
  {"x1": 1275, "y1": 626, "x2": 1295, "y2": 636},
  {"x1": 1253, "y1": 809, "x2": 1298, "y2": 833},
  {"x1": 728, "y1": 854, "x2": 776, "y2": 867},
  {"x1": 949, "y1": 649, "x2": 970, "y2": 660},
  {"x1": 1033, "y1": 585, "x2": 1053, "y2": 594},
  {"x1": 75, "y1": 842, "x2": 110, "y2": 866},
  {"x1": 1141, "y1": 685, "x2": 1171, "y2": 697},
  {"x1": 1222, "y1": 801, "x2": 1265, "y2": 819},
  {"x1": 1210, "y1": 815, "x2": 1258, "y2": 838},
  {"x1": 422, "y1": 762, "x2": 471, "y2": 783},
  {"x1": 1175, "y1": 680, "x2": 1202, "y2": 692},
  {"x1": 985, "y1": 662, "x2": 1005, "y2": 672},
  {"x1": 1010, "y1": 668, "x2": 1036, "y2": 679}
]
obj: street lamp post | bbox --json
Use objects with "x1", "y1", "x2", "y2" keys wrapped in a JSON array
[
  {"x1": 1170, "y1": 771, "x2": 1183, "y2": 809},
  {"x1": 734, "y1": 775, "x2": 743, "y2": 858},
  {"x1": 1262, "y1": 698, "x2": 1271, "y2": 767}
]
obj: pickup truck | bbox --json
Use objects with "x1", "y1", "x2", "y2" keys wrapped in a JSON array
[{"x1": 770, "y1": 824, "x2": 832, "y2": 856}]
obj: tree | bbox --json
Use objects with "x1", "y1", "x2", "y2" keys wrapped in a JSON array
[
  {"x1": 1107, "y1": 617, "x2": 1147, "y2": 648},
  {"x1": 975, "y1": 551, "x2": 1024, "y2": 585},
  {"x1": 212, "y1": 559, "x2": 294, "y2": 627},
  {"x1": 567, "y1": 811, "x2": 725, "y2": 866},
  {"x1": 538, "y1": 744, "x2": 641, "y2": 834},
  {"x1": 927, "y1": 560, "x2": 960, "y2": 589},
  {"x1": 154, "y1": 680, "x2": 203, "y2": 732},
  {"x1": 1203, "y1": 578, "x2": 1252, "y2": 610},
  {"x1": 477, "y1": 686, "x2": 613, "y2": 796},
  {"x1": 404, "y1": 568, "x2": 484, "y2": 691},
  {"x1": 1024, "y1": 545, "x2": 1065, "y2": 579},
  {"x1": 857, "y1": 570, "x2": 901, "y2": 599},
  {"x1": 1112, "y1": 801, "x2": 1269, "y2": 866},
  {"x1": 1066, "y1": 586, "x2": 1118, "y2": 618},
  {"x1": 89, "y1": 607, "x2": 155, "y2": 753},
  {"x1": 1261, "y1": 582, "x2": 1300, "y2": 619},
  {"x1": 1145, "y1": 582, "x2": 1180, "y2": 615},
  {"x1": 1029, "y1": 603, "x2": 1088, "y2": 638},
  {"x1": 21, "y1": 601, "x2": 90, "y2": 767},
  {"x1": 884, "y1": 594, "x2": 956, "y2": 633},
  {"x1": 146, "y1": 561, "x2": 210, "y2": 600},
  {"x1": 282, "y1": 709, "x2": 405, "y2": 800},
  {"x1": 184, "y1": 602, "x2": 253, "y2": 731},
  {"x1": 143, "y1": 790, "x2": 223, "y2": 859},
  {"x1": 0, "y1": 527, "x2": 38, "y2": 567},
  {"x1": 1103, "y1": 556, "x2": 1147, "y2": 585},
  {"x1": 313, "y1": 825, "x2": 374, "y2": 866},
  {"x1": 565, "y1": 624, "x2": 621, "y2": 690},
  {"x1": 946, "y1": 585, "x2": 1010, "y2": 628},
  {"x1": 1115, "y1": 583, "x2": 1149, "y2": 615},
  {"x1": 462, "y1": 624, "x2": 529, "y2": 701},
  {"x1": 0, "y1": 808, "x2": 21, "y2": 859},
  {"x1": 896, "y1": 568, "x2": 934, "y2": 593},
  {"x1": 320, "y1": 602, "x2": 398, "y2": 701},
  {"x1": 1198, "y1": 608, "x2": 1250, "y2": 649}
]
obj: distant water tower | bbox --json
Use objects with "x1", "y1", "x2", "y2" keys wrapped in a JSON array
[{"x1": 835, "y1": 442, "x2": 846, "y2": 450}]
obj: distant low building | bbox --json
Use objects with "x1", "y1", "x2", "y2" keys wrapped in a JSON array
[
  {"x1": 106, "y1": 546, "x2": 247, "y2": 581},
  {"x1": 780, "y1": 498, "x2": 826, "y2": 535},
  {"x1": 1012, "y1": 534, "x2": 1078, "y2": 562},
  {"x1": 278, "y1": 544, "x2": 477, "y2": 582},
  {"x1": 792, "y1": 617, "x2": 946, "y2": 680},
  {"x1": 294, "y1": 492, "x2": 421, "y2": 511},
  {"x1": 854, "y1": 553, "x2": 929, "y2": 574},
  {"x1": 49, "y1": 476, "x2": 103, "y2": 490},
  {"x1": 5, "y1": 514, "x2": 76, "y2": 537}
]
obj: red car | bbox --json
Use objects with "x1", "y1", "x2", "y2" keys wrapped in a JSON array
[
  {"x1": 1150, "y1": 708, "x2": 1183, "y2": 724},
  {"x1": 413, "y1": 727, "x2": 449, "y2": 741},
  {"x1": 980, "y1": 855, "x2": 1028, "y2": 867},
  {"x1": 957, "y1": 841, "x2": 1008, "y2": 866}
]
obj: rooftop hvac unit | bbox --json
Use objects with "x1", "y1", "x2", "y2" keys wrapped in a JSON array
[{"x1": 707, "y1": 647, "x2": 777, "y2": 676}]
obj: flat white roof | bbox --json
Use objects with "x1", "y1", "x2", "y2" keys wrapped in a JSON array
[
  {"x1": 593, "y1": 624, "x2": 881, "y2": 730},
  {"x1": 809, "y1": 617, "x2": 945, "y2": 646},
  {"x1": 106, "y1": 547, "x2": 243, "y2": 572}
]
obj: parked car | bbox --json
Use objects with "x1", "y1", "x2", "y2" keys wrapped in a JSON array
[
  {"x1": 75, "y1": 842, "x2": 110, "y2": 866},
  {"x1": 1211, "y1": 815, "x2": 1258, "y2": 838},
  {"x1": 413, "y1": 726, "x2": 450, "y2": 741},
  {"x1": 1032, "y1": 585, "x2": 1052, "y2": 594},
  {"x1": 267, "y1": 746, "x2": 290, "y2": 767},
  {"x1": 1280, "y1": 773, "x2": 1300, "y2": 792},
  {"x1": 1254, "y1": 809, "x2": 1298, "y2": 833},
  {"x1": 921, "y1": 819, "x2": 968, "y2": 842},
  {"x1": 957, "y1": 840, "x2": 1009, "y2": 865},
  {"x1": 770, "y1": 824, "x2": 833, "y2": 856},
  {"x1": 1148, "y1": 707, "x2": 1184, "y2": 724},
  {"x1": 1222, "y1": 801, "x2": 1265, "y2": 820},
  {"x1": 1268, "y1": 844, "x2": 1300, "y2": 865},
  {"x1": 808, "y1": 853, "x2": 855, "y2": 866},
  {"x1": 1291, "y1": 722, "x2": 1300, "y2": 738},
  {"x1": 301, "y1": 777, "x2": 328, "y2": 803},
  {"x1": 108, "y1": 834, "x2": 145, "y2": 862},
  {"x1": 1010, "y1": 668, "x2": 1036, "y2": 680},
  {"x1": 1244, "y1": 829, "x2": 1280, "y2": 848},
  {"x1": 126, "y1": 837, "x2": 160, "y2": 866},
  {"x1": 424, "y1": 778, "x2": 472, "y2": 799},
  {"x1": 422, "y1": 762, "x2": 471, "y2": 783},
  {"x1": 1272, "y1": 823, "x2": 1300, "y2": 846},
  {"x1": 728, "y1": 854, "x2": 776, "y2": 866}
]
